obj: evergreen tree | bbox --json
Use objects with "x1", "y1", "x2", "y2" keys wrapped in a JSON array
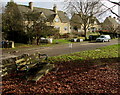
[
  {"x1": 2, "y1": 1, "x2": 26, "y2": 43},
  {"x1": 25, "y1": 11, "x2": 59, "y2": 45}
]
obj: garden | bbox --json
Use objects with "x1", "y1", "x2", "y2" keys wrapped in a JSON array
[{"x1": 2, "y1": 44, "x2": 119, "y2": 94}]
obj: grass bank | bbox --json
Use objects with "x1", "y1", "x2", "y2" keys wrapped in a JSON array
[
  {"x1": 12, "y1": 39, "x2": 70, "y2": 48},
  {"x1": 48, "y1": 44, "x2": 119, "y2": 63},
  {"x1": 2, "y1": 44, "x2": 119, "y2": 94},
  {"x1": 3, "y1": 39, "x2": 72, "y2": 50}
]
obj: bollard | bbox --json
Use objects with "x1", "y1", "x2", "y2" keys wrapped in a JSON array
[
  {"x1": 48, "y1": 38, "x2": 53, "y2": 43},
  {"x1": 11, "y1": 41, "x2": 15, "y2": 48}
]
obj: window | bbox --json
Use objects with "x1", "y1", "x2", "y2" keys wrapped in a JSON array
[
  {"x1": 55, "y1": 26, "x2": 60, "y2": 29},
  {"x1": 64, "y1": 27, "x2": 67, "y2": 31},
  {"x1": 55, "y1": 18, "x2": 59, "y2": 22},
  {"x1": 100, "y1": 36, "x2": 105, "y2": 38},
  {"x1": 78, "y1": 30, "x2": 81, "y2": 32},
  {"x1": 74, "y1": 26, "x2": 78, "y2": 31},
  {"x1": 94, "y1": 21, "x2": 97, "y2": 24},
  {"x1": 91, "y1": 27, "x2": 96, "y2": 32},
  {"x1": 88, "y1": 28, "x2": 90, "y2": 30}
]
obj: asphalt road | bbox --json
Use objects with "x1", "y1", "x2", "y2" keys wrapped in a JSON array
[{"x1": 2, "y1": 39, "x2": 118, "y2": 59}]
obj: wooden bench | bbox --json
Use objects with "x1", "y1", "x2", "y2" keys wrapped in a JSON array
[
  {"x1": 1, "y1": 58, "x2": 16, "y2": 77},
  {"x1": 1, "y1": 53, "x2": 55, "y2": 82},
  {"x1": 31, "y1": 63, "x2": 55, "y2": 82},
  {"x1": 15, "y1": 53, "x2": 48, "y2": 78}
]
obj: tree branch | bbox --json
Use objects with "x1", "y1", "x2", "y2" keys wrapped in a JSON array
[
  {"x1": 107, "y1": 0, "x2": 120, "y2": 6},
  {"x1": 102, "y1": 3, "x2": 119, "y2": 18}
]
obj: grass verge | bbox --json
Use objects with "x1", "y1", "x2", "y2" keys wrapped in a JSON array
[
  {"x1": 2, "y1": 39, "x2": 72, "y2": 50},
  {"x1": 48, "y1": 44, "x2": 119, "y2": 63}
]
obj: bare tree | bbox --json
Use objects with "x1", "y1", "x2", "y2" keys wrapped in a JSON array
[
  {"x1": 107, "y1": 0, "x2": 120, "y2": 6},
  {"x1": 24, "y1": 11, "x2": 59, "y2": 45},
  {"x1": 102, "y1": 0, "x2": 120, "y2": 18},
  {"x1": 107, "y1": 0, "x2": 120, "y2": 22},
  {"x1": 24, "y1": 11, "x2": 49, "y2": 45},
  {"x1": 65, "y1": 0, "x2": 104, "y2": 40},
  {"x1": 102, "y1": 24, "x2": 119, "y2": 38},
  {"x1": 98, "y1": 0, "x2": 119, "y2": 21}
]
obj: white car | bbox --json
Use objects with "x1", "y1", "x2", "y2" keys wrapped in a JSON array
[{"x1": 96, "y1": 35, "x2": 111, "y2": 42}]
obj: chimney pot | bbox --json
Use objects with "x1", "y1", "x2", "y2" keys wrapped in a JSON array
[
  {"x1": 113, "y1": 17, "x2": 116, "y2": 19},
  {"x1": 29, "y1": 2, "x2": 33, "y2": 11},
  {"x1": 53, "y1": 4, "x2": 57, "y2": 14}
]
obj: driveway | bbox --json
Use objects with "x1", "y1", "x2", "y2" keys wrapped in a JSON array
[{"x1": 2, "y1": 39, "x2": 118, "y2": 59}]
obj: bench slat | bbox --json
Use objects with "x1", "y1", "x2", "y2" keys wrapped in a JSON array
[
  {"x1": 31, "y1": 64, "x2": 55, "y2": 82},
  {"x1": 1, "y1": 72, "x2": 8, "y2": 77},
  {"x1": 15, "y1": 58, "x2": 25, "y2": 64}
]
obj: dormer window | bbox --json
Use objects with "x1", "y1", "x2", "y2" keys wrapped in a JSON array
[
  {"x1": 55, "y1": 18, "x2": 59, "y2": 22},
  {"x1": 54, "y1": 26, "x2": 60, "y2": 29},
  {"x1": 94, "y1": 21, "x2": 97, "y2": 24},
  {"x1": 64, "y1": 27, "x2": 67, "y2": 31}
]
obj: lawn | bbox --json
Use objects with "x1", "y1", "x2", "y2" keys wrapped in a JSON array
[
  {"x1": 48, "y1": 44, "x2": 119, "y2": 63},
  {"x1": 2, "y1": 44, "x2": 119, "y2": 94},
  {"x1": 53, "y1": 39, "x2": 70, "y2": 44},
  {"x1": 7, "y1": 39, "x2": 71, "y2": 49}
]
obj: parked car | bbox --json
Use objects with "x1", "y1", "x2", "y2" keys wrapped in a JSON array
[
  {"x1": 70, "y1": 38, "x2": 83, "y2": 42},
  {"x1": 96, "y1": 35, "x2": 111, "y2": 42},
  {"x1": 89, "y1": 35, "x2": 100, "y2": 41},
  {"x1": 40, "y1": 37, "x2": 48, "y2": 43}
]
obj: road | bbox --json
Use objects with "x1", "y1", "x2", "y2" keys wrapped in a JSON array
[{"x1": 2, "y1": 39, "x2": 118, "y2": 59}]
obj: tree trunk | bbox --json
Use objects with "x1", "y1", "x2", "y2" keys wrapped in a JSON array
[
  {"x1": 84, "y1": 26, "x2": 87, "y2": 40},
  {"x1": 36, "y1": 37, "x2": 41, "y2": 45},
  {"x1": 36, "y1": 38, "x2": 39, "y2": 45}
]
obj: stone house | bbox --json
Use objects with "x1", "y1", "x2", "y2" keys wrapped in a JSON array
[
  {"x1": 100, "y1": 16, "x2": 120, "y2": 38},
  {"x1": 70, "y1": 13, "x2": 101, "y2": 33},
  {"x1": 17, "y1": 2, "x2": 71, "y2": 34},
  {"x1": 102, "y1": 16, "x2": 119, "y2": 31}
]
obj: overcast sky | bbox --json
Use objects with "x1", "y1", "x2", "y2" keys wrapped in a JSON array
[{"x1": 1, "y1": 0, "x2": 119, "y2": 22}]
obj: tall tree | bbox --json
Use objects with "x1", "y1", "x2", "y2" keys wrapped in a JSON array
[
  {"x1": 2, "y1": 1, "x2": 25, "y2": 42},
  {"x1": 102, "y1": 24, "x2": 119, "y2": 38},
  {"x1": 65, "y1": 0, "x2": 104, "y2": 40},
  {"x1": 24, "y1": 11, "x2": 59, "y2": 45},
  {"x1": 101, "y1": 0, "x2": 120, "y2": 18}
]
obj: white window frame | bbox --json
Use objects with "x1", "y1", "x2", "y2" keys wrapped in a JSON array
[
  {"x1": 55, "y1": 18, "x2": 59, "y2": 22},
  {"x1": 64, "y1": 27, "x2": 67, "y2": 31}
]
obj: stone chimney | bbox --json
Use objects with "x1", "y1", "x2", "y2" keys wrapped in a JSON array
[
  {"x1": 29, "y1": 2, "x2": 33, "y2": 11},
  {"x1": 53, "y1": 4, "x2": 57, "y2": 14},
  {"x1": 113, "y1": 17, "x2": 116, "y2": 20}
]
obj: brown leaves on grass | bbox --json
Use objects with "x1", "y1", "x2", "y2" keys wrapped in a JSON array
[{"x1": 2, "y1": 58, "x2": 120, "y2": 94}]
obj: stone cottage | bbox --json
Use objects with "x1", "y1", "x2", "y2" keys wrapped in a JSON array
[{"x1": 17, "y1": 2, "x2": 71, "y2": 34}]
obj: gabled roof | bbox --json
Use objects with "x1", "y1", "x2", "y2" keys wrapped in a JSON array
[
  {"x1": 70, "y1": 14, "x2": 82, "y2": 24},
  {"x1": 104, "y1": 16, "x2": 118, "y2": 26},
  {"x1": 70, "y1": 13, "x2": 100, "y2": 27},
  {"x1": 17, "y1": 5, "x2": 69, "y2": 23},
  {"x1": 90, "y1": 17, "x2": 100, "y2": 24},
  {"x1": 70, "y1": 14, "x2": 82, "y2": 28}
]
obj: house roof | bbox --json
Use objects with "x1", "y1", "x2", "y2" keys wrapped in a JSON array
[
  {"x1": 90, "y1": 17, "x2": 100, "y2": 24},
  {"x1": 70, "y1": 13, "x2": 100, "y2": 27},
  {"x1": 17, "y1": 5, "x2": 69, "y2": 23},
  {"x1": 70, "y1": 14, "x2": 82, "y2": 23},
  {"x1": 104, "y1": 16, "x2": 118, "y2": 26}
]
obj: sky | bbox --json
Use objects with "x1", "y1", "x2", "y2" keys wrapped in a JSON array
[{"x1": 1, "y1": 0, "x2": 119, "y2": 22}]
